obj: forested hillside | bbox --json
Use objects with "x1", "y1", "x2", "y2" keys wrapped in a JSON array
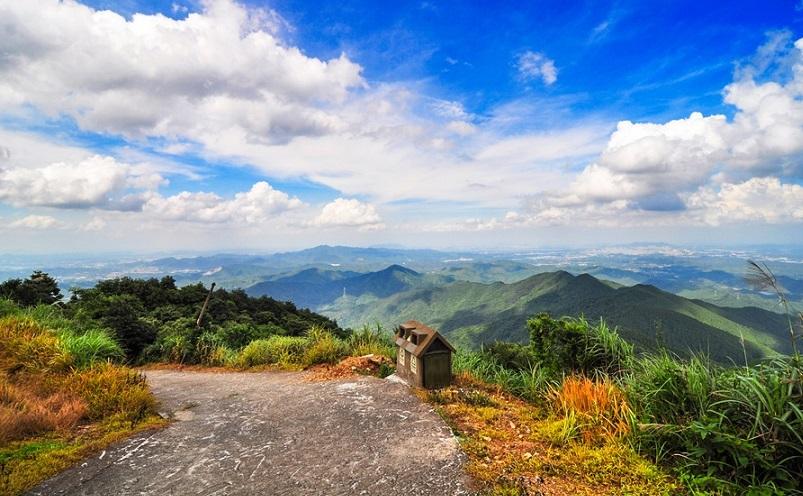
[
  {"x1": 1, "y1": 272, "x2": 342, "y2": 363},
  {"x1": 247, "y1": 264, "x2": 451, "y2": 309},
  {"x1": 323, "y1": 270, "x2": 792, "y2": 362}
]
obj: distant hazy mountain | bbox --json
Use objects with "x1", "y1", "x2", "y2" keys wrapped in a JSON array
[
  {"x1": 321, "y1": 270, "x2": 792, "y2": 363},
  {"x1": 247, "y1": 265, "x2": 453, "y2": 309}
]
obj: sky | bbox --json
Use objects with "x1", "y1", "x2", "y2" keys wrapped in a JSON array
[{"x1": 0, "y1": 0, "x2": 802, "y2": 252}]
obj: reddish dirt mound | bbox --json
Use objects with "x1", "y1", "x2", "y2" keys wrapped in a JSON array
[{"x1": 305, "y1": 354, "x2": 393, "y2": 381}]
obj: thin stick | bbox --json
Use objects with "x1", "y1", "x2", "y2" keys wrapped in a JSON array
[{"x1": 196, "y1": 282, "x2": 216, "y2": 329}]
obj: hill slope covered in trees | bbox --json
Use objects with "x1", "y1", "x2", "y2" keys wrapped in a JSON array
[{"x1": 322, "y1": 270, "x2": 791, "y2": 362}]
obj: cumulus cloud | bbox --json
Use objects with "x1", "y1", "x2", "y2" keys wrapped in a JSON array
[
  {"x1": 517, "y1": 51, "x2": 558, "y2": 85},
  {"x1": 314, "y1": 198, "x2": 383, "y2": 230},
  {"x1": 0, "y1": 1, "x2": 606, "y2": 211},
  {"x1": 515, "y1": 34, "x2": 803, "y2": 225},
  {"x1": 9, "y1": 215, "x2": 61, "y2": 229},
  {"x1": 0, "y1": 0, "x2": 363, "y2": 142},
  {"x1": 0, "y1": 155, "x2": 164, "y2": 208},
  {"x1": 142, "y1": 181, "x2": 302, "y2": 224},
  {"x1": 686, "y1": 177, "x2": 803, "y2": 225}
]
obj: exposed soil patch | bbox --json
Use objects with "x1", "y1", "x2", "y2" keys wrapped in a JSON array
[{"x1": 304, "y1": 354, "x2": 393, "y2": 382}]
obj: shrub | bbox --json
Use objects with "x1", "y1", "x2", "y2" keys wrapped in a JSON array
[
  {"x1": 303, "y1": 327, "x2": 346, "y2": 366},
  {"x1": 58, "y1": 330, "x2": 124, "y2": 368},
  {"x1": 347, "y1": 325, "x2": 395, "y2": 359},
  {"x1": 236, "y1": 336, "x2": 309, "y2": 367},
  {"x1": 481, "y1": 341, "x2": 534, "y2": 370},
  {"x1": 0, "y1": 317, "x2": 72, "y2": 373},
  {"x1": 528, "y1": 313, "x2": 634, "y2": 377}
]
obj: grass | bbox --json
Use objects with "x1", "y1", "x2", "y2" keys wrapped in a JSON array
[
  {"x1": 422, "y1": 374, "x2": 679, "y2": 495},
  {"x1": 0, "y1": 416, "x2": 165, "y2": 495},
  {"x1": 549, "y1": 376, "x2": 631, "y2": 444},
  {"x1": 0, "y1": 313, "x2": 162, "y2": 495}
]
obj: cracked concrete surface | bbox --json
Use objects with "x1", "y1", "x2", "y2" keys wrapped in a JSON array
[{"x1": 29, "y1": 370, "x2": 471, "y2": 496}]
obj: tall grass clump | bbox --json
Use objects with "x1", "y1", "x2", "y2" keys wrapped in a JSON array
[
  {"x1": 453, "y1": 350, "x2": 555, "y2": 403},
  {"x1": 236, "y1": 336, "x2": 309, "y2": 367},
  {"x1": 550, "y1": 376, "x2": 632, "y2": 444},
  {"x1": 303, "y1": 325, "x2": 347, "y2": 366},
  {"x1": 347, "y1": 324, "x2": 395, "y2": 359},
  {"x1": 627, "y1": 353, "x2": 803, "y2": 492},
  {"x1": 58, "y1": 330, "x2": 124, "y2": 368},
  {"x1": 0, "y1": 317, "x2": 72, "y2": 372}
]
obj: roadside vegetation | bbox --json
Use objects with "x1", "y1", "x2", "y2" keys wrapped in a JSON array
[
  {"x1": 0, "y1": 303, "x2": 164, "y2": 495},
  {"x1": 439, "y1": 311, "x2": 802, "y2": 495}
]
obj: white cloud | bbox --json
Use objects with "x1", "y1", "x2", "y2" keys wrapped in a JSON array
[
  {"x1": 517, "y1": 51, "x2": 558, "y2": 85},
  {"x1": 314, "y1": 198, "x2": 383, "y2": 230},
  {"x1": 0, "y1": 0, "x2": 363, "y2": 142},
  {"x1": 142, "y1": 181, "x2": 302, "y2": 224},
  {"x1": 81, "y1": 216, "x2": 107, "y2": 231},
  {"x1": 9, "y1": 215, "x2": 61, "y2": 229},
  {"x1": 686, "y1": 177, "x2": 803, "y2": 225},
  {"x1": 445, "y1": 120, "x2": 477, "y2": 136},
  {"x1": 521, "y1": 35, "x2": 803, "y2": 222},
  {"x1": 0, "y1": 154, "x2": 164, "y2": 208}
]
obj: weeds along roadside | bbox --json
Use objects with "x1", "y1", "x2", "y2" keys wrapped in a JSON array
[
  {"x1": 447, "y1": 314, "x2": 803, "y2": 495},
  {"x1": 0, "y1": 307, "x2": 164, "y2": 496}
]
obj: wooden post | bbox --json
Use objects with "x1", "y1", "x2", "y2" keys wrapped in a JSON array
[{"x1": 196, "y1": 282, "x2": 216, "y2": 329}]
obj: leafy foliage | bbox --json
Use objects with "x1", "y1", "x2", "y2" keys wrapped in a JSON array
[
  {"x1": 64, "y1": 275, "x2": 343, "y2": 362},
  {"x1": 0, "y1": 272, "x2": 62, "y2": 307},
  {"x1": 528, "y1": 313, "x2": 634, "y2": 377}
]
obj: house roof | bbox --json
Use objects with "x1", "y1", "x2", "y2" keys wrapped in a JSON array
[{"x1": 395, "y1": 320, "x2": 455, "y2": 356}]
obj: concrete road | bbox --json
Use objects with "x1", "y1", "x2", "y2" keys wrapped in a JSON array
[{"x1": 30, "y1": 370, "x2": 471, "y2": 496}]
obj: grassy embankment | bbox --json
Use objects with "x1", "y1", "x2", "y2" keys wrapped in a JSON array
[
  {"x1": 426, "y1": 314, "x2": 802, "y2": 495},
  {"x1": 0, "y1": 303, "x2": 165, "y2": 495}
]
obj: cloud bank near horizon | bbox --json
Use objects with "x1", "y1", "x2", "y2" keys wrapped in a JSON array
[{"x1": 0, "y1": 0, "x2": 801, "y2": 250}]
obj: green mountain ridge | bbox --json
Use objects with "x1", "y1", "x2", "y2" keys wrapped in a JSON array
[
  {"x1": 247, "y1": 264, "x2": 452, "y2": 309},
  {"x1": 321, "y1": 270, "x2": 792, "y2": 363}
]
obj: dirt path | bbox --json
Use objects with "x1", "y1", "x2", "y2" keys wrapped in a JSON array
[{"x1": 30, "y1": 370, "x2": 471, "y2": 496}]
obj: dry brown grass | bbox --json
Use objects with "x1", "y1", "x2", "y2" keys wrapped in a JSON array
[
  {"x1": 0, "y1": 315, "x2": 161, "y2": 495},
  {"x1": 549, "y1": 375, "x2": 632, "y2": 444},
  {"x1": 421, "y1": 373, "x2": 678, "y2": 496},
  {"x1": 0, "y1": 378, "x2": 87, "y2": 443}
]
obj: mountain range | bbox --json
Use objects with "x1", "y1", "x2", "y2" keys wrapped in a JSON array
[{"x1": 248, "y1": 265, "x2": 793, "y2": 363}]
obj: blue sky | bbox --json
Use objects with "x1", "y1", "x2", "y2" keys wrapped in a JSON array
[{"x1": 0, "y1": 0, "x2": 802, "y2": 252}]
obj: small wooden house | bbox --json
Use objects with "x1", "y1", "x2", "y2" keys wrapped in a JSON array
[{"x1": 394, "y1": 320, "x2": 455, "y2": 389}]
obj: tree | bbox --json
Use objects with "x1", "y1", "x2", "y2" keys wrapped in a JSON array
[{"x1": 0, "y1": 271, "x2": 62, "y2": 306}]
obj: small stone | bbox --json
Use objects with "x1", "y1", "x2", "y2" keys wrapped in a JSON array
[
  {"x1": 522, "y1": 452, "x2": 532, "y2": 460},
  {"x1": 481, "y1": 435, "x2": 491, "y2": 442}
]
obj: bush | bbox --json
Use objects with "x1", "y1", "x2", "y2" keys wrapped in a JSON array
[
  {"x1": 481, "y1": 341, "x2": 534, "y2": 370},
  {"x1": 58, "y1": 330, "x2": 124, "y2": 368},
  {"x1": 347, "y1": 324, "x2": 395, "y2": 359},
  {"x1": 303, "y1": 326, "x2": 346, "y2": 366},
  {"x1": 236, "y1": 336, "x2": 309, "y2": 367},
  {"x1": 528, "y1": 313, "x2": 633, "y2": 377}
]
